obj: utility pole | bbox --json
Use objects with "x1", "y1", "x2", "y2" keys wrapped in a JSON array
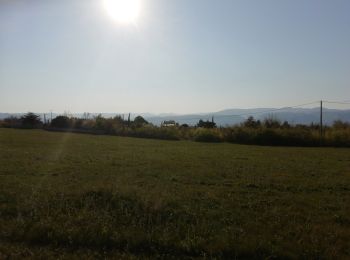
[
  {"x1": 128, "y1": 113, "x2": 130, "y2": 127},
  {"x1": 320, "y1": 100, "x2": 323, "y2": 143},
  {"x1": 50, "y1": 110, "x2": 53, "y2": 123}
]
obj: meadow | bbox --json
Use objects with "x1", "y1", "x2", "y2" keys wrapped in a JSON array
[{"x1": 0, "y1": 128, "x2": 349, "y2": 259}]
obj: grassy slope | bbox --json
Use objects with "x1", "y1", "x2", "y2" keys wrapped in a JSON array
[{"x1": 0, "y1": 128, "x2": 349, "y2": 259}]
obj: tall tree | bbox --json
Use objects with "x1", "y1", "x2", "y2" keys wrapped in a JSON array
[{"x1": 21, "y1": 112, "x2": 42, "y2": 128}]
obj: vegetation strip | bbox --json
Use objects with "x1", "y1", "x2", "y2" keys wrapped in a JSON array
[{"x1": 1, "y1": 113, "x2": 350, "y2": 146}]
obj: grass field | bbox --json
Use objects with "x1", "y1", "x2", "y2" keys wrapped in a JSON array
[{"x1": 0, "y1": 128, "x2": 350, "y2": 259}]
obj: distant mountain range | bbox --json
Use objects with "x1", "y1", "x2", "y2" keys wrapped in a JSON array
[
  {"x1": 145, "y1": 108, "x2": 350, "y2": 126},
  {"x1": 1, "y1": 107, "x2": 350, "y2": 126}
]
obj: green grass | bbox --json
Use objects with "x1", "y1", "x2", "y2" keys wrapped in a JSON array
[{"x1": 0, "y1": 128, "x2": 349, "y2": 259}]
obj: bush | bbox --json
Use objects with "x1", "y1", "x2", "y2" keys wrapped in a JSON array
[
  {"x1": 51, "y1": 116, "x2": 73, "y2": 129},
  {"x1": 133, "y1": 116, "x2": 149, "y2": 128},
  {"x1": 222, "y1": 127, "x2": 256, "y2": 144},
  {"x1": 222, "y1": 127, "x2": 321, "y2": 147},
  {"x1": 326, "y1": 129, "x2": 350, "y2": 147},
  {"x1": 2, "y1": 117, "x2": 22, "y2": 128},
  {"x1": 132, "y1": 126, "x2": 180, "y2": 140},
  {"x1": 4, "y1": 112, "x2": 345, "y2": 147},
  {"x1": 333, "y1": 120, "x2": 350, "y2": 130},
  {"x1": 255, "y1": 128, "x2": 283, "y2": 145},
  {"x1": 193, "y1": 128, "x2": 222, "y2": 143}
]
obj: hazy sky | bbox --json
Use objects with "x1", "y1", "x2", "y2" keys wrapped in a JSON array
[{"x1": 1, "y1": 0, "x2": 349, "y2": 113}]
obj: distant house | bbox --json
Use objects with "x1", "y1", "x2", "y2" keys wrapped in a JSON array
[{"x1": 161, "y1": 120, "x2": 177, "y2": 127}]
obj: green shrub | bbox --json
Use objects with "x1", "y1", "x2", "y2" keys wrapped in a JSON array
[
  {"x1": 326, "y1": 129, "x2": 350, "y2": 147},
  {"x1": 51, "y1": 116, "x2": 73, "y2": 128},
  {"x1": 222, "y1": 127, "x2": 321, "y2": 147},
  {"x1": 5, "y1": 112, "x2": 344, "y2": 147},
  {"x1": 193, "y1": 128, "x2": 222, "y2": 143},
  {"x1": 131, "y1": 126, "x2": 180, "y2": 140},
  {"x1": 222, "y1": 127, "x2": 256, "y2": 144}
]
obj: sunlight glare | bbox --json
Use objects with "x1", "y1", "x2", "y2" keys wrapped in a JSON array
[{"x1": 103, "y1": 0, "x2": 141, "y2": 24}]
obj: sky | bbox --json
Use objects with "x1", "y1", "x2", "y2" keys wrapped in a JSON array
[{"x1": 0, "y1": 0, "x2": 349, "y2": 114}]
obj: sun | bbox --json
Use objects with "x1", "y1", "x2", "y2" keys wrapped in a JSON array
[{"x1": 103, "y1": 0, "x2": 141, "y2": 24}]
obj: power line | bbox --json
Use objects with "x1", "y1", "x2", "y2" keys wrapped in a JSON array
[
  {"x1": 228, "y1": 101, "x2": 319, "y2": 118},
  {"x1": 323, "y1": 100, "x2": 350, "y2": 105}
]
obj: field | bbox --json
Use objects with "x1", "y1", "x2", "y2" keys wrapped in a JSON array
[{"x1": 0, "y1": 128, "x2": 349, "y2": 259}]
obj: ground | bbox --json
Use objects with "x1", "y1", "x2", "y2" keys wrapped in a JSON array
[{"x1": 0, "y1": 128, "x2": 349, "y2": 259}]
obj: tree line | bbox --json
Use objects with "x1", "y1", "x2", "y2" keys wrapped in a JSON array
[{"x1": 1, "y1": 112, "x2": 350, "y2": 147}]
